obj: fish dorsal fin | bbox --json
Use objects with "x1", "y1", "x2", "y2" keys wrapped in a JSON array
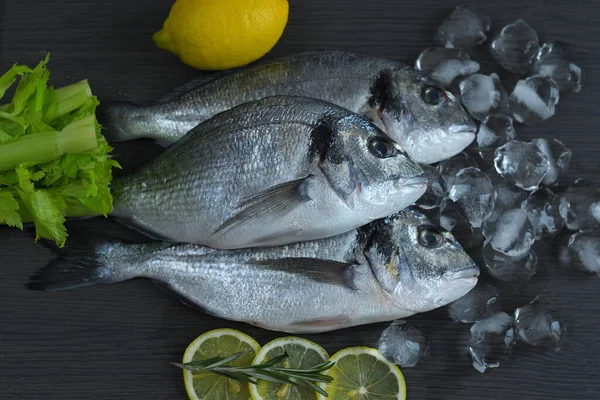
[
  {"x1": 155, "y1": 70, "x2": 235, "y2": 103},
  {"x1": 251, "y1": 258, "x2": 359, "y2": 290},
  {"x1": 211, "y1": 176, "x2": 311, "y2": 237}
]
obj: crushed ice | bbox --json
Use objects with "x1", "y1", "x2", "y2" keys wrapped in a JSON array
[{"x1": 385, "y1": 5, "x2": 589, "y2": 372}]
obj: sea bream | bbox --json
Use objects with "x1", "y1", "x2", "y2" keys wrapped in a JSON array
[
  {"x1": 103, "y1": 50, "x2": 477, "y2": 164},
  {"x1": 28, "y1": 208, "x2": 480, "y2": 334},
  {"x1": 109, "y1": 96, "x2": 427, "y2": 249}
]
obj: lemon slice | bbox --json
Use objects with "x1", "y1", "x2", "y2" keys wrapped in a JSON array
[
  {"x1": 250, "y1": 336, "x2": 330, "y2": 400},
  {"x1": 318, "y1": 347, "x2": 406, "y2": 400},
  {"x1": 182, "y1": 328, "x2": 261, "y2": 400}
]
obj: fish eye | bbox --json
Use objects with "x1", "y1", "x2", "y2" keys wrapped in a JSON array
[
  {"x1": 368, "y1": 137, "x2": 399, "y2": 158},
  {"x1": 422, "y1": 86, "x2": 447, "y2": 106},
  {"x1": 418, "y1": 227, "x2": 444, "y2": 248}
]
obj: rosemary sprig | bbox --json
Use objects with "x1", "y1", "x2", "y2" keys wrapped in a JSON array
[{"x1": 171, "y1": 352, "x2": 335, "y2": 397}]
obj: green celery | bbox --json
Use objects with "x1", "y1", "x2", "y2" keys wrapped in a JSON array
[
  {"x1": 0, "y1": 115, "x2": 98, "y2": 172},
  {"x1": 54, "y1": 79, "x2": 92, "y2": 101},
  {"x1": 47, "y1": 80, "x2": 93, "y2": 120},
  {"x1": 0, "y1": 55, "x2": 120, "y2": 247}
]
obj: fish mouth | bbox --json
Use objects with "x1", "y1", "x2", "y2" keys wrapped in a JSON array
[
  {"x1": 449, "y1": 124, "x2": 477, "y2": 137},
  {"x1": 443, "y1": 265, "x2": 480, "y2": 282},
  {"x1": 398, "y1": 176, "x2": 428, "y2": 191}
]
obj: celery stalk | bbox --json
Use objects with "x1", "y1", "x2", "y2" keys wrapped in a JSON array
[
  {"x1": 52, "y1": 89, "x2": 90, "y2": 119},
  {"x1": 0, "y1": 115, "x2": 98, "y2": 172},
  {"x1": 54, "y1": 79, "x2": 92, "y2": 101},
  {"x1": 0, "y1": 56, "x2": 120, "y2": 247},
  {"x1": 46, "y1": 80, "x2": 93, "y2": 121}
]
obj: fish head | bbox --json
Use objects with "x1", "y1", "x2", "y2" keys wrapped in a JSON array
[
  {"x1": 316, "y1": 115, "x2": 427, "y2": 220},
  {"x1": 365, "y1": 207, "x2": 479, "y2": 313},
  {"x1": 378, "y1": 68, "x2": 477, "y2": 164}
]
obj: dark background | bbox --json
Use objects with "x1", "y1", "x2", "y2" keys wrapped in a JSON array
[{"x1": 1, "y1": 0, "x2": 599, "y2": 399}]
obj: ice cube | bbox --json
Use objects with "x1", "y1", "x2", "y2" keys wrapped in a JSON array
[
  {"x1": 438, "y1": 204, "x2": 486, "y2": 248},
  {"x1": 483, "y1": 208, "x2": 535, "y2": 257},
  {"x1": 448, "y1": 167, "x2": 496, "y2": 228},
  {"x1": 435, "y1": 5, "x2": 491, "y2": 49},
  {"x1": 510, "y1": 76, "x2": 560, "y2": 124},
  {"x1": 468, "y1": 312, "x2": 518, "y2": 373},
  {"x1": 490, "y1": 73, "x2": 512, "y2": 114},
  {"x1": 477, "y1": 115, "x2": 516, "y2": 149},
  {"x1": 483, "y1": 243, "x2": 537, "y2": 283},
  {"x1": 514, "y1": 296, "x2": 565, "y2": 351},
  {"x1": 440, "y1": 213, "x2": 457, "y2": 231},
  {"x1": 490, "y1": 19, "x2": 540, "y2": 74},
  {"x1": 533, "y1": 41, "x2": 582, "y2": 93},
  {"x1": 473, "y1": 114, "x2": 513, "y2": 170},
  {"x1": 531, "y1": 138, "x2": 572, "y2": 186},
  {"x1": 459, "y1": 74, "x2": 502, "y2": 121},
  {"x1": 378, "y1": 320, "x2": 430, "y2": 368},
  {"x1": 416, "y1": 164, "x2": 447, "y2": 210},
  {"x1": 494, "y1": 140, "x2": 550, "y2": 191},
  {"x1": 432, "y1": 204, "x2": 459, "y2": 233},
  {"x1": 488, "y1": 170, "x2": 528, "y2": 215},
  {"x1": 522, "y1": 188, "x2": 564, "y2": 239},
  {"x1": 415, "y1": 47, "x2": 480, "y2": 87},
  {"x1": 594, "y1": 203, "x2": 600, "y2": 222},
  {"x1": 448, "y1": 283, "x2": 501, "y2": 323},
  {"x1": 567, "y1": 230, "x2": 600, "y2": 275},
  {"x1": 437, "y1": 152, "x2": 479, "y2": 189},
  {"x1": 559, "y1": 179, "x2": 600, "y2": 231}
]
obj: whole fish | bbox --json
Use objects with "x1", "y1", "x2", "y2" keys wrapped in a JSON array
[
  {"x1": 104, "y1": 50, "x2": 476, "y2": 164},
  {"x1": 109, "y1": 96, "x2": 427, "y2": 249},
  {"x1": 28, "y1": 208, "x2": 479, "y2": 334}
]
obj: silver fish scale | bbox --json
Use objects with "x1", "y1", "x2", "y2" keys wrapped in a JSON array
[
  {"x1": 165, "y1": 52, "x2": 398, "y2": 135},
  {"x1": 105, "y1": 50, "x2": 479, "y2": 164},
  {"x1": 107, "y1": 51, "x2": 400, "y2": 145},
  {"x1": 108, "y1": 219, "x2": 361, "y2": 270},
  {"x1": 151, "y1": 136, "x2": 295, "y2": 211},
  {"x1": 110, "y1": 96, "x2": 427, "y2": 249},
  {"x1": 106, "y1": 230, "x2": 403, "y2": 333},
  {"x1": 181, "y1": 260, "x2": 388, "y2": 331},
  {"x1": 34, "y1": 208, "x2": 478, "y2": 333},
  {"x1": 112, "y1": 116, "x2": 318, "y2": 244}
]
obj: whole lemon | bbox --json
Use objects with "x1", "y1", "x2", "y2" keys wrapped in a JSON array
[{"x1": 153, "y1": 0, "x2": 289, "y2": 71}]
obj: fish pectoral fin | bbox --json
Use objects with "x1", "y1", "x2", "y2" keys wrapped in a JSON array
[
  {"x1": 211, "y1": 176, "x2": 311, "y2": 236},
  {"x1": 251, "y1": 257, "x2": 360, "y2": 290}
]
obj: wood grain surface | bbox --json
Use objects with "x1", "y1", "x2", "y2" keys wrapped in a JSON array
[{"x1": 1, "y1": 1, "x2": 599, "y2": 399}]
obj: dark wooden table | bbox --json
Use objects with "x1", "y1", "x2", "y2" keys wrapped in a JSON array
[{"x1": 1, "y1": 1, "x2": 599, "y2": 399}]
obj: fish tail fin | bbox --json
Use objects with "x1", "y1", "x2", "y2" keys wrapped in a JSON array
[
  {"x1": 97, "y1": 100, "x2": 150, "y2": 143},
  {"x1": 27, "y1": 234, "x2": 133, "y2": 292},
  {"x1": 27, "y1": 257, "x2": 112, "y2": 291}
]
